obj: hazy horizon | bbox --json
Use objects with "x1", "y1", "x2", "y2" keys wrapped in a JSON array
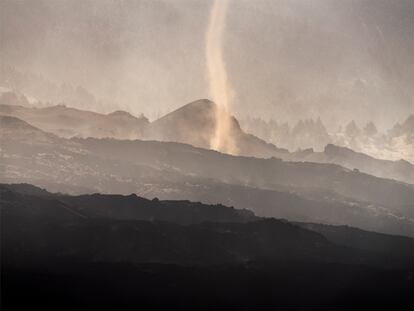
[
  {"x1": 2, "y1": 2, "x2": 414, "y2": 307},
  {"x1": 1, "y1": 0, "x2": 414, "y2": 130}
]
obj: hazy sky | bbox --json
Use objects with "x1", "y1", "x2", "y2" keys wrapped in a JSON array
[{"x1": 1, "y1": 0, "x2": 413, "y2": 129}]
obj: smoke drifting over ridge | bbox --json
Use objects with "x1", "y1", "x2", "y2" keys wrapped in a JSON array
[
  {"x1": 1, "y1": 0, "x2": 413, "y2": 129},
  {"x1": 206, "y1": 0, "x2": 237, "y2": 154}
]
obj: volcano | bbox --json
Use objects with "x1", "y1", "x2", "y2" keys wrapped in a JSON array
[{"x1": 149, "y1": 99, "x2": 288, "y2": 158}]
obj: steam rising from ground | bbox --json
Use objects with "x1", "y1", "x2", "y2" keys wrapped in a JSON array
[{"x1": 206, "y1": 0, "x2": 237, "y2": 154}]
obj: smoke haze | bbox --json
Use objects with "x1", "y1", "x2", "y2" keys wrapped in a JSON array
[
  {"x1": 1, "y1": 0, "x2": 413, "y2": 129},
  {"x1": 3, "y1": 2, "x2": 414, "y2": 309}
]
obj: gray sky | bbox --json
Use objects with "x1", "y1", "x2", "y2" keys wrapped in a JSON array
[{"x1": 1, "y1": 0, "x2": 413, "y2": 129}]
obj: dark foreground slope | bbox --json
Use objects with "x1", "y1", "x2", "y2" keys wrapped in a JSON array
[
  {"x1": 4, "y1": 262, "x2": 413, "y2": 311},
  {"x1": 2, "y1": 184, "x2": 414, "y2": 310},
  {"x1": 0, "y1": 183, "x2": 255, "y2": 225}
]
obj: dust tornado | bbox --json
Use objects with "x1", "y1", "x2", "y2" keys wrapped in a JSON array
[{"x1": 206, "y1": 0, "x2": 237, "y2": 154}]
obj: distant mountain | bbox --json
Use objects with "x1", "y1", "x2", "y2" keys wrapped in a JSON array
[
  {"x1": 240, "y1": 115, "x2": 414, "y2": 183},
  {"x1": 0, "y1": 96, "x2": 288, "y2": 158},
  {"x1": 4, "y1": 95, "x2": 414, "y2": 185},
  {"x1": 149, "y1": 99, "x2": 217, "y2": 148},
  {"x1": 2, "y1": 116, "x2": 414, "y2": 237},
  {"x1": 288, "y1": 144, "x2": 414, "y2": 185},
  {"x1": 149, "y1": 99, "x2": 289, "y2": 158},
  {"x1": 241, "y1": 115, "x2": 414, "y2": 165},
  {"x1": 0, "y1": 102, "x2": 149, "y2": 139}
]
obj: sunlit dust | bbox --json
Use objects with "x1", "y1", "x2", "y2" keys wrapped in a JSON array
[{"x1": 206, "y1": 0, "x2": 238, "y2": 155}]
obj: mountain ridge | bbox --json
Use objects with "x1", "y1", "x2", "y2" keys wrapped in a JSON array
[
  {"x1": 2, "y1": 116, "x2": 414, "y2": 237},
  {"x1": 2, "y1": 95, "x2": 414, "y2": 185},
  {"x1": 2, "y1": 182, "x2": 414, "y2": 268}
]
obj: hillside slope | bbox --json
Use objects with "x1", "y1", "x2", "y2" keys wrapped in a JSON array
[{"x1": 1, "y1": 116, "x2": 414, "y2": 236}]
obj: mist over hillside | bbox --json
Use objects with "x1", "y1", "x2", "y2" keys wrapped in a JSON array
[
  {"x1": 1, "y1": 0, "x2": 414, "y2": 127},
  {"x1": 2, "y1": 114, "x2": 414, "y2": 237},
  {"x1": 2, "y1": 90, "x2": 413, "y2": 182},
  {"x1": 1, "y1": 1, "x2": 414, "y2": 309},
  {"x1": 241, "y1": 114, "x2": 414, "y2": 163}
]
